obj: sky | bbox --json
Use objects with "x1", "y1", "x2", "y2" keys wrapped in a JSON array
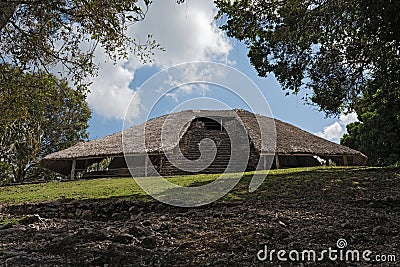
[{"x1": 86, "y1": 0, "x2": 358, "y2": 143}]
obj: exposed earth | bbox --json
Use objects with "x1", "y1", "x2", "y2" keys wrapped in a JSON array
[{"x1": 0, "y1": 168, "x2": 399, "y2": 266}]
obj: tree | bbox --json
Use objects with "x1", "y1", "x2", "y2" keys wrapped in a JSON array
[
  {"x1": 216, "y1": 0, "x2": 400, "y2": 165},
  {"x1": 0, "y1": 0, "x2": 162, "y2": 88},
  {"x1": 0, "y1": 64, "x2": 91, "y2": 183},
  {"x1": 215, "y1": 0, "x2": 400, "y2": 114},
  {"x1": 341, "y1": 81, "x2": 400, "y2": 166}
]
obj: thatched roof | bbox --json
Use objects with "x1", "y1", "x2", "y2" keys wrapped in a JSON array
[{"x1": 41, "y1": 109, "x2": 367, "y2": 174}]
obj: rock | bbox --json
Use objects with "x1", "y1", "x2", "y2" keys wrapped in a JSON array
[
  {"x1": 75, "y1": 208, "x2": 82, "y2": 216},
  {"x1": 128, "y1": 225, "x2": 150, "y2": 237},
  {"x1": 81, "y1": 209, "x2": 93, "y2": 219},
  {"x1": 340, "y1": 221, "x2": 351, "y2": 228},
  {"x1": 46, "y1": 207, "x2": 59, "y2": 213},
  {"x1": 4, "y1": 255, "x2": 40, "y2": 266},
  {"x1": 156, "y1": 203, "x2": 166, "y2": 211},
  {"x1": 112, "y1": 233, "x2": 135, "y2": 244},
  {"x1": 373, "y1": 226, "x2": 385, "y2": 234},
  {"x1": 141, "y1": 235, "x2": 157, "y2": 249},
  {"x1": 76, "y1": 228, "x2": 107, "y2": 241},
  {"x1": 19, "y1": 214, "x2": 40, "y2": 225},
  {"x1": 158, "y1": 223, "x2": 169, "y2": 231},
  {"x1": 128, "y1": 206, "x2": 138, "y2": 214},
  {"x1": 142, "y1": 220, "x2": 152, "y2": 226},
  {"x1": 382, "y1": 196, "x2": 393, "y2": 202},
  {"x1": 0, "y1": 222, "x2": 14, "y2": 230},
  {"x1": 111, "y1": 212, "x2": 127, "y2": 220}
]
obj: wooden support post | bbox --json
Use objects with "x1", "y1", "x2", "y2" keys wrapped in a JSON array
[
  {"x1": 263, "y1": 155, "x2": 267, "y2": 170},
  {"x1": 343, "y1": 155, "x2": 348, "y2": 166},
  {"x1": 159, "y1": 153, "x2": 163, "y2": 173},
  {"x1": 144, "y1": 156, "x2": 148, "y2": 177},
  {"x1": 71, "y1": 159, "x2": 76, "y2": 180},
  {"x1": 84, "y1": 159, "x2": 88, "y2": 174},
  {"x1": 274, "y1": 153, "x2": 280, "y2": 169}
]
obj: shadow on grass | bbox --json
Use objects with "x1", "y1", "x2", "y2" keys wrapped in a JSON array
[
  {"x1": 2, "y1": 167, "x2": 398, "y2": 206},
  {"x1": 162, "y1": 166, "x2": 400, "y2": 204},
  {"x1": 69, "y1": 167, "x2": 400, "y2": 205}
]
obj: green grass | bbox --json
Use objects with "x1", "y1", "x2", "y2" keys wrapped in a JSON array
[
  {"x1": 0, "y1": 216, "x2": 22, "y2": 226},
  {"x1": 0, "y1": 166, "x2": 395, "y2": 205},
  {"x1": 0, "y1": 172, "x2": 222, "y2": 204}
]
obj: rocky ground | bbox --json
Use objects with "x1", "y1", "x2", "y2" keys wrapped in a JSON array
[{"x1": 0, "y1": 168, "x2": 399, "y2": 266}]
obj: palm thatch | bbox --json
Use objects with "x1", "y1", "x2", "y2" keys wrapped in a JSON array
[{"x1": 41, "y1": 109, "x2": 367, "y2": 176}]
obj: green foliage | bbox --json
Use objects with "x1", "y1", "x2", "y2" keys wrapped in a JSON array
[
  {"x1": 0, "y1": 64, "x2": 91, "y2": 183},
  {"x1": 216, "y1": 0, "x2": 400, "y2": 115},
  {"x1": 0, "y1": 216, "x2": 23, "y2": 226},
  {"x1": 0, "y1": 161, "x2": 13, "y2": 185},
  {"x1": 216, "y1": 0, "x2": 400, "y2": 166},
  {"x1": 341, "y1": 85, "x2": 400, "y2": 166},
  {"x1": 0, "y1": 0, "x2": 162, "y2": 88},
  {"x1": 86, "y1": 157, "x2": 113, "y2": 172}
]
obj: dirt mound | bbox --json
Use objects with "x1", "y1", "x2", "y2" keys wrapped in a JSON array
[{"x1": 0, "y1": 169, "x2": 399, "y2": 266}]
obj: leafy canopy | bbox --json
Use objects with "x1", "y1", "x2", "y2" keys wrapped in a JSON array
[
  {"x1": 216, "y1": 0, "x2": 400, "y2": 165},
  {"x1": 0, "y1": 0, "x2": 162, "y2": 88},
  {"x1": 341, "y1": 80, "x2": 400, "y2": 166},
  {"x1": 216, "y1": 0, "x2": 400, "y2": 115},
  {"x1": 0, "y1": 64, "x2": 91, "y2": 183}
]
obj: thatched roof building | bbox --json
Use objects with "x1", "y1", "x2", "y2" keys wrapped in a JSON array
[{"x1": 41, "y1": 109, "x2": 367, "y2": 178}]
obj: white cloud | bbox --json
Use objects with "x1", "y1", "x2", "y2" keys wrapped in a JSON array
[
  {"x1": 126, "y1": 0, "x2": 232, "y2": 69},
  {"x1": 86, "y1": 48, "x2": 138, "y2": 120},
  {"x1": 162, "y1": 63, "x2": 224, "y2": 98},
  {"x1": 87, "y1": 0, "x2": 232, "y2": 120},
  {"x1": 315, "y1": 112, "x2": 359, "y2": 143},
  {"x1": 339, "y1": 112, "x2": 358, "y2": 125},
  {"x1": 165, "y1": 93, "x2": 179, "y2": 102},
  {"x1": 315, "y1": 122, "x2": 345, "y2": 142}
]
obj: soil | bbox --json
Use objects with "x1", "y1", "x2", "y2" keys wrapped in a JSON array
[{"x1": 0, "y1": 169, "x2": 399, "y2": 266}]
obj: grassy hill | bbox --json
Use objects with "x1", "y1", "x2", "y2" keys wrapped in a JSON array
[
  {"x1": 0, "y1": 166, "x2": 397, "y2": 205},
  {"x1": 0, "y1": 166, "x2": 399, "y2": 266}
]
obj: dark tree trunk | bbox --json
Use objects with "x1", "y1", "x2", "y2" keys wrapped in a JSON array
[{"x1": 16, "y1": 167, "x2": 24, "y2": 183}]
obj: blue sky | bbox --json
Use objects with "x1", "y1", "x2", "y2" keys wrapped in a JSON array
[{"x1": 86, "y1": 0, "x2": 357, "y2": 142}]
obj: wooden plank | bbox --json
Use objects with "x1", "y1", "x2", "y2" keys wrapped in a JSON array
[
  {"x1": 263, "y1": 154, "x2": 267, "y2": 170},
  {"x1": 159, "y1": 153, "x2": 163, "y2": 172},
  {"x1": 274, "y1": 153, "x2": 280, "y2": 169},
  {"x1": 343, "y1": 155, "x2": 348, "y2": 166},
  {"x1": 84, "y1": 159, "x2": 89, "y2": 174},
  {"x1": 144, "y1": 156, "x2": 148, "y2": 177},
  {"x1": 51, "y1": 152, "x2": 160, "y2": 161},
  {"x1": 71, "y1": 159, "x2": 76, "y2": 180}
]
